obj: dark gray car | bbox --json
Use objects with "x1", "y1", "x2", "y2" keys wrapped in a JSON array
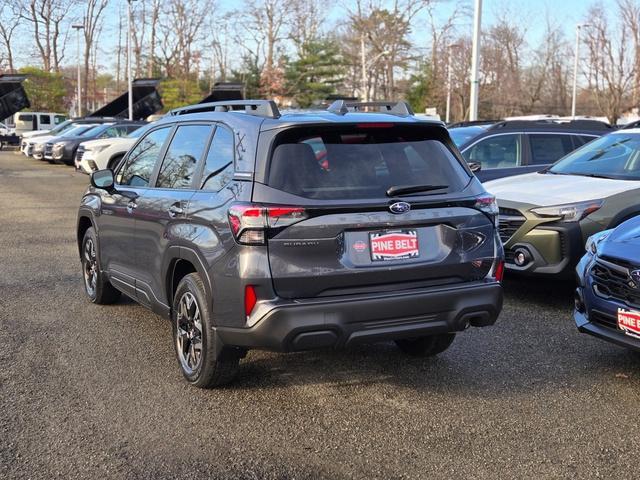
[
  {"x1": 45, "y1": 121, "x2": 146, "y2": 165},
  {"x1": 77, "y1": 100, "x2": 504, "y2": 388}
]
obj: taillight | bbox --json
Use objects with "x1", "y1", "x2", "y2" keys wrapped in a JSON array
[
  {"x1": 228, "y1": 203, "x2": 308, "y2": 245},
  {"x1": 494, "y1": 260, "x2": 505, "y2": 282},
  {"x1": 244, "y1": 285, "x2": 257, "y2": 316},
  {"x1": 474, "y1": 194, "x2": 499, "y2": 226}
]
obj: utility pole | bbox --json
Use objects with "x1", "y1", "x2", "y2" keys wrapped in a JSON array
[
  {"x1": 469, "y1": 0, "x2": 482, "y2": 121},
  {"x1": 572, "y1": 24, "x2": 590, "y2": 119},
  {"x1": 446, "y1": 44, "x2": 461, "y2": 124},
  {"x1": 72, "y1": 24, "x2": 84, "y2": 117},
  {"x1": 127, "y1": 0, "x2": 136, "y2": 121}
]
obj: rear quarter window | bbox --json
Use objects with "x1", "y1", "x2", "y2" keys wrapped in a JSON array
[{"x1": 266, "y1": 125, "x2": 470, "y2": 200}]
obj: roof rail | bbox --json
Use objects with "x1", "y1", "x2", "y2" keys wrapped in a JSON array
[
  {"x1": 447, "y1": 120, "x2": 498, "y2": 128},
  {"x1": 488, "y1": 118, "x2": 612, "y2": 132},
  {"x1": 621, "y1": 119, "x2": 640, "y2": 130},
  {"x1": 170, "y1": 100, "x2": 281, "y2": 119},
  {"x1": 327, "y1": 100, "x2": 414, "y2": 116}
]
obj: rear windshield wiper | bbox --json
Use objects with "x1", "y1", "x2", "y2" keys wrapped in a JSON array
[{"x1": 386, "y1": 184, "x2": 449, "y2": 197}]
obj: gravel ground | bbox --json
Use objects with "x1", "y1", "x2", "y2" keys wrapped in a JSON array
[{"x1": 1, "y1": 150, "x2": 640, "y2": 479}]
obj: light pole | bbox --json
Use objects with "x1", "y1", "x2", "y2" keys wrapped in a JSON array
[
  {"x1": 571, "y1": 23, "x2": 591, "y2": 119},
  {"x1": 446, "y1": 43, "x2": 461, "y2": 124},
  {"x1": 127, "y1": 0, "x2": 136, "y2": 121},
  {"x1": 469, "y1": 0, "x2": 482, "y2": 121},
  {"x1": 72, "y1": 24, "x2": 84, "y2": 117}
]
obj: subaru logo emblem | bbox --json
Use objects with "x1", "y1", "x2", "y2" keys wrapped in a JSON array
[
  {"x1": 389, "y1": 201, "x2": 411, "y2": 214},
  {"x1": 630, "y1": 270, "x2": 640, "y2": 285}
]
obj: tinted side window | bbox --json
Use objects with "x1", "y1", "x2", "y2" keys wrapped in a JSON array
[
  {"x1": 104, "y1": 126, "x2": 131, "y2": 138},
  {"x1": 40, "y1": 115, "x2": 51, "y2": 125},
  {"x1": 201, "y1": 125, "x2": 234, "y2": 191},
  {"x1": 156, "y1": 125, "x2": 212, "y2": 189},
  {"x1": 528, "y1": 134, "x2": 575, "y2": 165},
  {"x1": 117, "y1": 127, "x2": 171, "y2": 187},
  {"x1": 462, "y1": 134, "x2": 521, "y2": 169},
  {"x1": 576, "y1": 135, "x2": 597, "y2": 147}
]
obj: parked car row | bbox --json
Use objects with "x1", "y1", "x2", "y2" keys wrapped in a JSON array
[{"x1": 20, "y1": 117, "x2": 147, "y2": 168}]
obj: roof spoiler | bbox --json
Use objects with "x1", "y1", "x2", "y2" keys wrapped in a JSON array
[
  {"x1": 0, "y1": 74, "x2": 30, "y2": 120},
  {"x1": 327, "y1": 100, "x2": 414, "y2": 116},
  {"x1": 169, "y1": 100, "x2": 281, "y2": 119}
]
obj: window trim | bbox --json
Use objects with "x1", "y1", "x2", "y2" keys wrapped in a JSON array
[{"x1": 152, "y1": 121, "x2": 216, "y2": 191}]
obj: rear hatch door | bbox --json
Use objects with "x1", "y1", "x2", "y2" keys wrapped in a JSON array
[{"x1": 254, "y1": 123, "x2": 496, "y2": 299}]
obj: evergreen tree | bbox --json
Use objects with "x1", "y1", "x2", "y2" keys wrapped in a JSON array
[{"x1": 285, "y1": 39, "x2": 345, "y2": 108}]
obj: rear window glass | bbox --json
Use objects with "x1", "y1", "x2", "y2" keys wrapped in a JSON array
[
  {"x1": 528, "y1": 134, "x2": 574, "y2": 165},
  {"x1": 267, "y1": 125, "x2": 469, "y2": 200}
]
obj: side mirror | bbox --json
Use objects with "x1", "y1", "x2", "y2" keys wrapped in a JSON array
[
  {"x1": 91, "y1": 169, "x2": 115, "y2": 191},
  {"x1": 469, "y1": 162, "x2": 482, "y2": 173}
]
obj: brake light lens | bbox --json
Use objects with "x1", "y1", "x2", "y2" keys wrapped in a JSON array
[
  {"x1": 356, "y1": 122, "x2": 394, "y2": 128},
  {"x1": 228, "y1": 203, "x2": 308, "y2": 245},
  {"x1": 244, "y1": 285, "x2": 257, "y2": 316},
  {"x1": 494, "y1": 260, "x2": 505, "y2": 282}
]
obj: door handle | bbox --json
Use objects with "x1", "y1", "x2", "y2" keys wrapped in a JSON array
[
  {"x1": 168, "y1": 204, "x2": 184, "y2": 217},
  {"x1": 126, "y1": 201, "x2": 137, "y2": 214}
]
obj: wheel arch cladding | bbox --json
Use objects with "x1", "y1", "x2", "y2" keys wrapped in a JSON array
[
  {"x1": 168, "y1": 259, "x2": 197, "y2": 306},
  {"x1": 77, "y1": 216, "x2": 93, "y2": 257}
]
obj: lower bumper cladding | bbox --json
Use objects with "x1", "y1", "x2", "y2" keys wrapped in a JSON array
[{"x1": 216, "y1": 281, "x2": 503, "y2": 352}]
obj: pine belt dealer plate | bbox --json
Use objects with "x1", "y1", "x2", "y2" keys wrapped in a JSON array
[
  {"x1": 617, "y1": 308, "x2": 640, "y2": 339},
  {"x1": 369, "y1": 230, "x2": 419, "y2": 262}
]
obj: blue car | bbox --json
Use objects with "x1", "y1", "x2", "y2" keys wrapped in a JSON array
[{"x1": 575, "y1": 216, "x2": 640, "y2": 352}]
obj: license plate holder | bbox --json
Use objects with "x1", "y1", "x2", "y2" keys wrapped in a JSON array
[
  {"x1": 369, "y1": 230, "x2": 419, "y2": 262},
  {"x1": 617, "y1": 308, "x2": 640, "y2": 339}
]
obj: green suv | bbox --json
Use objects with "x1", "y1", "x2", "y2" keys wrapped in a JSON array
[{"x1": 485, "y1": 129, "x2": 640, "y2": 277}]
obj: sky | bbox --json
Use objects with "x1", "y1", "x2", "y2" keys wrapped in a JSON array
[{"x1": 51, "y1": 0, "x2": 608, "y2": 74}]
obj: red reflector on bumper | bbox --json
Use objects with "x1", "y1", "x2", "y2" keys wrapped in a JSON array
[{"x1": 245, "y1": 285, "x2": 257, "y2": 316}]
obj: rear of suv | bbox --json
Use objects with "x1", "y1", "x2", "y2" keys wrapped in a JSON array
[{"x1": 77, "y1": 100, "x2": 504, "y2": 388}]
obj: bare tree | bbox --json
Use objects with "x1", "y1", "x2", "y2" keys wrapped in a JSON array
[
  {"x1": 0, "y1": 1, "x2": 22, "y2": 72},
  {"x1": 288, "y1": 0, "x2": 327, "y2": 54},
  {"x1": 618, "y1": 0, "x2": 640, "y2": 105},
  {"x1": 21, "y1": 0, "x2": 76, "y2": 72},
  {"x1": 233, "y1": 0, "x2": 294, "y2": 96},
  {"x1": 348, "y1": 0, "x2": 429, "y2": 101},
  {"x1": 584, "y1": 3, "x2": 635, "y2": 123},
  {"x1": 147, "y1": 0, "x2": 161, "y2": 76},
  {"x1": 157, "y1": 0, "x2": 212, "y2": 78},
  {"x1": 80, "y1": 0, "x2": 108, "y2": 114}
]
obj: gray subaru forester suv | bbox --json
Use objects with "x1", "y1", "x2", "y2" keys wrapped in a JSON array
[{"x1": 77, "y1": 100, "x2": 504, "y2": 388}]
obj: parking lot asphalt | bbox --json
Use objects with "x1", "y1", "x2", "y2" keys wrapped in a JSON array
[{"x1": 2, "y1": 150, "x2": 640, "y2": 479}]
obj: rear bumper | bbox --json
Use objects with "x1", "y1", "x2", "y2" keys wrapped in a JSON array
[{"x1": 216, "y1": 281, "x2": 503, "y2": 352}]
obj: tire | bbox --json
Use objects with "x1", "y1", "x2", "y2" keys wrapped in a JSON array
[
  {"x1": 81, "y1": 227, "x2": 121, "y2": 304},
  {"x1": 107, "y1": 154, "x2": 124, "y2": 171},
  {"x1": 395, "y1": 333, "x2": 456, "y2": 357},
  {"x1": 172, "y1": 273, "x2": 240, "y2": 388}
]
